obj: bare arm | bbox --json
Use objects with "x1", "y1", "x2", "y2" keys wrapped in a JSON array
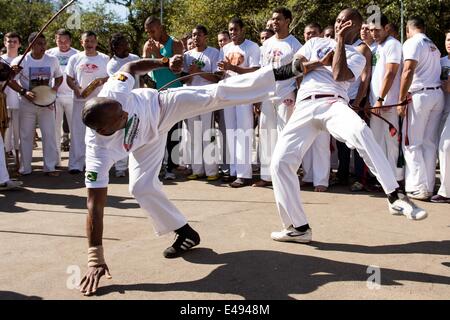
[
  {"x1": 121, "y1": 56, "x2": 183, "y2": 77},
  {"x1": 217, "y1": 60, "x2": 259, "y2": 74},
  {"x1": 371, "y1": 62, "x2": 400, "y2": 115},
  {"x1": 398, "y1": 59, "x2": 417, "y2": 101},
  {"x1": 397, "y1": 59, "x2": 417, "y2": 116},
  {"x1": 352, "y1": 44, "x2": 372, "y2": 107},
  {"x1": 79, "y1": 187, "x2": 112, "y2": 296},
  {"x1": 332, "y1": 20, "x2": 355, "y2": 82},
  {"x1": 66, "y1": 75, "x2": 82, "y2": 98},
  {"x1": 86, "y1": 188, "x2": 107, "y2": 247},
  {"x1": 52, "y1": 76, "x2": 63, "y2": 91},
  {"x1": 187, "y1": 64, "x2": 220, "y2": 83},
  {"x1": 379, "y1": 63, "x2": 400, "y2": 100},
  {"x1": 8, "y1": 79, "x2": 36, "y2": 102},
  {"x1": 172, "y1": 39, "x2": 184, "y2": 55},
  {"x1": 443, "y1": 79, "x2": 450, "y2": 93}
]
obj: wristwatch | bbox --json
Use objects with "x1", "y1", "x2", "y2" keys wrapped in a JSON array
[
  {"x1": 376, "y1": 96, "x2": 384, "y2": 102},
  {"x1": 19, "y1": 88, "x2": 27, "y2": 96},
  {"x1": 161, "y1": 56, "x2": 169, "y2": 66}
]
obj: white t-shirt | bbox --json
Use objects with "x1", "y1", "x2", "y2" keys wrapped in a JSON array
[
  {"x1": 348, "y1": 39, "x2": 366, "y2": 100},
  {"x1": 66, "y1": 51, "x2": 110, "y2": 101},
  {"x1": 403, "y1": 33, "x2": 441, "y2": 91},
  {"x1": 260, "y1": 34, "x2": 302, "y2": 99},
  {"x1": 106, "y1": 53, "x2": 140, "y2": 88},
  {"x1": 1, "y1": 54, "x2": 21, "y2": 109},
  {"x1": 370, "y1": 36, "x2": 402, "y2": 106},
  {"x1": 183, "y1": 47, "x2": 220, "y2": 86},
  {"x1": 12, "y1": 53, "x2": 63, "y2": 93},
  {"x1": 441, "y1": 56, "x2": 450, "y2": 115},
  {"x1": 46, "y1": 47, "x2": 79, "y2": 97},
  {"x1": 85, "y1": 72, "x2": 161, "y2": 188},
  {"x1": 219, "y1": 39, "x2": 260, "y2": 78},
  {"x1": 296, "y1": 37, "x2": 366, "y2": 102}
]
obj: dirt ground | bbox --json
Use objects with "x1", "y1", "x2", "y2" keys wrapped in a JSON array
[{"x1": 0, "y1": 148, "x2": 449, "y2": 300}]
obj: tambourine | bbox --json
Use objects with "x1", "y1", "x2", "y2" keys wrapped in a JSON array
[
  {"x1": 81, "y1": 79, "x2": 102, "y2": 99},
  {"x1": 31, "y1": 85, "x2": 57, "y2": 107}
]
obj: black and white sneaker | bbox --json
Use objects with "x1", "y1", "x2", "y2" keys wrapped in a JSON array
[
  {"x1": 271, "y1": 225, "x2": 312, "y2": 243},
  {"x1": 388, "y1": 193, "x2": 427, "y2": 220},
  {"x1": 163, "y1": 226, "x2": 200, "y2": 258}
]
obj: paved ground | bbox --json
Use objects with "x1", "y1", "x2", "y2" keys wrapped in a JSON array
[{"x1": 0, "y1": 148, "x2": 449, "y2": 300}]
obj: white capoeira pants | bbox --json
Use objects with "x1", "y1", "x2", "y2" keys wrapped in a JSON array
[
  {"x1": 0, "y1": 134, "x2": 10, "y2": 184},
  {"x1": 114, "y1": 157, "x2": 128, "y2": 171},
  {"x1": 301, "y1": 132, "x2": 331, "y2": 187},
  {"x1": 271, "y1": 97, "x2": 399, "y2": 228},
  {"x1": 259, "y1": 91, "x2": 295, "y2": 181},
  {"x1": 370, "y1": 109, "x2": 404, "y2": 181},
  {"x1": 437, "y1": 112, "x2": 450, "y2": 198},
  {"x1": 55, "y1": 96, "x2": 73, "y2": 165},
  {"x1": 128, "y1": 66, "x2": 276, "y2": 235},
  {"x1": 223, "y1": 104, "x2": 254, "y2": 179},
  {"x1": 69, "y1": 99, "x2": 87, "y2": 171},
  {"x1": 186, "y1": 112, "x2": 218, "y2": 176},
  {"x1": 403, "y1": 89, "x2": 444, "y2": 194},
  {"x1": 19, "y1": 99, "x2": 58, "y2": 174},
  {"x1": 4, "y1": 108, "x2": 19, "y2": 153}
]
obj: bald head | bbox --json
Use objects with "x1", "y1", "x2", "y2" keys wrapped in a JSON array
[
  {"x1": 335, "y1": 8, "x2": 363, "y2": 43},
  {"x1": 341, "y1": 8, "x2": 363, "y2": 28},
  {"x1": 83, "y1": 97, "x2": 122, "y2": 130}
]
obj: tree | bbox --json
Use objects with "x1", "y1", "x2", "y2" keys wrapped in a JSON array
[
  {"x1": 0, "y1": 0, "x2": 54, "y2": 45},
  {"x1": 105, "y1": 0, "x2": 163, "y2": 55}
]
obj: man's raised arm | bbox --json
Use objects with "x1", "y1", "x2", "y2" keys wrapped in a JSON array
[{"x1": 120, "y1": 55, "x2": 183, "y2": 76}]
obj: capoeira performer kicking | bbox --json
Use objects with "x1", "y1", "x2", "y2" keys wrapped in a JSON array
[
  {"x1": 269, "y1": 8, "x2": 427, "y2": 244},
  {"x1": 79, "y1": 54, "x2": 298, "y2": 295}
]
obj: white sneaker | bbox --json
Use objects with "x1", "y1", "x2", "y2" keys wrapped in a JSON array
[
  {"x1": 406, "y1": 190, "x2": 430, "y2": 201},
  {"x1": 115, "y1": 170, "x2": 127, "y2": 178},
  {"x1": 0, "y1": 180, "x2": 23, "y2": 191},
  {"x1": 388, "y1": 193, "x2": 427, "y2": 220},
  {"x1": 271, "y1": 226, "x2": 312, "y2": 243},
  {"x1": 164, "y1": 172, "x2": 176, "y2": 180}
]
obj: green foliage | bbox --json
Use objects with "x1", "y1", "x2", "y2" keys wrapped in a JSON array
[
  {"x1": 0, "y1": 0, "x2": 447, "y2": 55},
  {"x1": 0, "y1": 0, "x2": 54, "y2": 43},
  {"x1": 166, "y1": 0, "x2": 448, "y2": 52}
]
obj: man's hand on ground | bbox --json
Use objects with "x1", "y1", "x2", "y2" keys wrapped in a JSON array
[{"x1": 79, "y1": 264, "x2": 112, "y2": 296}]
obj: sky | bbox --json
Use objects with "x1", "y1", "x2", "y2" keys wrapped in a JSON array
[{"x1": 78, "y1": 0, "x2": 129, "y2": 21}]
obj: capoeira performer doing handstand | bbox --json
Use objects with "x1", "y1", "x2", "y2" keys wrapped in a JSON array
[
  {"x1": 269, "y1": 8, "x2": 427, "y2": 244},
  {"x1": 79, "y1": 54, "x2": 301, "y2": 295}
]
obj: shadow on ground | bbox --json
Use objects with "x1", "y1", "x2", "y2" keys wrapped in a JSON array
[
  {"x1": 96, "y1": 246, "x2": 450, "y2": 299},
  {"x1": 0, "y1": 291, "x2": 42, "y2": 300},
  {"x1": 0, "y1": 188, "x2": 139, "y2": 214}
]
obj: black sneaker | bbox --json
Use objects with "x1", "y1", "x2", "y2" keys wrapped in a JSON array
[{"x1": 163, "y1": 226, "x2": 200, "y2": 258}]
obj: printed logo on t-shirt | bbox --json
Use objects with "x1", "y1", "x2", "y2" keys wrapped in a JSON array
[
  {"x1": 226, "y1": 52, "x2": 244, "y2": 66},
  {"x1": 265, "y1": 49, "x2": 283, "y2": 65},
  {"x1": 193, "y1": 58, "x2": 206, "y2": 69},
  {"x1": 29, "y1": 67, "x2": 51, "y2": 90},
  {"x1": 317, "y1": 46, "x2": 333, "y2": 59},
  {"x1": 123, "y1": 113, "x2": 140, "y2": 152},
  {"x1": 80, "y1": 63, "x2": 99, "y2": 73},
  {"x1": 424, "y1": 38, "x2": 438, "y2": 52},
  {"x1": 114, "y1": 73, "x2": 128, "y2": 82},
  {"x1": 57, "y1": 55, "x2": 70, "y2": 66},
  {"x1": 372, "y1": 53, "x2": 379, "y2": 66},
  {"x1": 86, "y1": 171, "x2": 98, "y2": 182}
]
